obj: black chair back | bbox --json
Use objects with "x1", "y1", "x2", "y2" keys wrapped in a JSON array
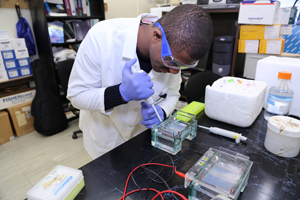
[{"x1": 184, "y1": 71, "x2": 222, "y2": 103}]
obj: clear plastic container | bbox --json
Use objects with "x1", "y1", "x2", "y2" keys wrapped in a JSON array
[
  {"x1": 185, "y1": 147, "x2": 253, "y2": 200},
  {"x1": 151, "y1": 110, "x2": 197, "y2": 155},
  {"x1": 264, "y1": 71, "x2": 294, "y2": 121}
]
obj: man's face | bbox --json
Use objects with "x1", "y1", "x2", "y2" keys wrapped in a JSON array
[{"x1": 150, "y1": 45, "x2": 197, "y2": 74}]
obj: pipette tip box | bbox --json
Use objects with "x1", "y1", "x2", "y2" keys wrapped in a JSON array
[
  {"x1": 26, "y1": 165, "x2": 84, "y2": 200},
  {"x1": 184, "y1": 147, "x2": 253, "y2": 200},
  {"x1": 151, "y1": 110, "x2": 197, "y2": 155}
]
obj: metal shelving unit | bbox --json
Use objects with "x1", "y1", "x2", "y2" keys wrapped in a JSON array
[{"x1": 28, "y1": 0, "x2": 105, "y2": 96}]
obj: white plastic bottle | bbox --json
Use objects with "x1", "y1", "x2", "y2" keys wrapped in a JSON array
[{"x1": 264, "y1": 71, "x2": 294, "y2": 121}]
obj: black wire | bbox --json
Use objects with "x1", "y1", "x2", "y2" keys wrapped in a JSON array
[
  {"x1": 144, "y1": 154, "x2": 178, "y2": 200},
  {"x1": 130, "y1": 154, "x2": 178, "y2": 200},
  {"x1": 128, "y1": 152, "x2": 203, "y2": 199},
  {"x1": 147, "y1": 154, "x2": 175, "y2": 183},
  {"x1": 293, "y1": 0, "x2": 299, "y2": 7}
]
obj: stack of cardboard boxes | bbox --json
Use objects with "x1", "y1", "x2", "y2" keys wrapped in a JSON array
[
  {"x1": 237, "y1": 1, "x2": 300, "y2": 55},
  {"x1": 0, "y1": 99, "x2": 35, "y2": 145},
  {"x1": 0, "y1": 101, "x2": 35, "y2": 145},
  {"x1": 238, "y1": 24, "x2": 284, "y2": 54},
  {"x1": 0, "y1": 38, "x2": 32, "y2": 82},
  {"x1": 0, "y1": 36, "x2": 35, "y2": 144}
]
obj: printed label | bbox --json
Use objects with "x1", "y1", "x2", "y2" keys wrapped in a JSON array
[
  {"x1": 21, "y1": 68, "x2": 30, "y2": 75},
  {"x1": 19, "y1": 59, "x2": 29, "y2": 66}
]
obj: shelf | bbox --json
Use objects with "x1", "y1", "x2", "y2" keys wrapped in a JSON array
[
  {"x1": 0, "y1": 87, "x2": 36, "y2": 98},
  {"x1": 47, "y1": 15, "x2": 104, "y2": 21},
  {"x1": 206, "y1": 8, "x2": 239, "y2": 13},
  {"x1": 51, "y1": 41, "x2": 82, "y2": 46},
  {"x1": 0, "y1": 75, "x2": 34, "y2": 90}
]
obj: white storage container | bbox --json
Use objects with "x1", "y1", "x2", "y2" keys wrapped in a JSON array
[
  {"x1": 264, "y1": 116, "x2": 300, "y2": 157},
  {"x1": 255, "y1": 56, "x2": 300, "y2": 118},
  {"x1": 205, "y1": 77, "x2": 267, "y2": 127},
  {"x1": 26, "y1": 165, "x2": 84, "y2": 200}
]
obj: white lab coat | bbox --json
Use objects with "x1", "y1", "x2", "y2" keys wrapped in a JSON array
[{"x1": 67, "y1": 14, "x2": 181, "y2": 159}]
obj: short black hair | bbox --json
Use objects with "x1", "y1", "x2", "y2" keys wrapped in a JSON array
[{"x1": 156, "y1": 4, "x2": 213, "y2": 60}]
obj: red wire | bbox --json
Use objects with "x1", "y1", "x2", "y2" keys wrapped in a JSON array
[
  {"x1": 151, "y1": 190, "x2": 189, "y2": 200},
  {"x1": 121, "y1": 162, "x2": 186, "y2": 200}
]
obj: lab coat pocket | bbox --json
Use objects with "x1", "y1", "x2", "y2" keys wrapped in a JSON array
[{"x1": 90, "y1": 112, "x2": 119, "y2": 149}]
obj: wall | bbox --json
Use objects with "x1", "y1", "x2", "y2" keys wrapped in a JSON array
[
  {"x1": 104, "y1": 0, "x2": 165, "y2": 19},
  {"x1": 0, "y1": 8, "x2": 39, "y2": 60}
]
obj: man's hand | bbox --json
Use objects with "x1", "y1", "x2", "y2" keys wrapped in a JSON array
[
  {"x1": 141, "y1": 101, "x2": 164, "y2": 129},
  {"x1": 119, "y1": 58, "x2": 154, "y2": 102}
]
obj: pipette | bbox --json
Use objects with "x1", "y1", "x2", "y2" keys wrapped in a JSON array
[
  {"x1": 197, "y1": 125, "x2": 247, "y2": 143},
  {"x1": 131, "y1": 67, "x2": 162, "y2": 122}
]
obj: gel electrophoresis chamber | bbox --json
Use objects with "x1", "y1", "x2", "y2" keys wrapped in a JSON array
[{"x1": 185, "y1": 147, "x2": 253, "y2": 200}]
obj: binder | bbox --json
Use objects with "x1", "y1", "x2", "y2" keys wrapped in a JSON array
[
  {"x1": 77, "y1": 0, "x2": 83, "y2": 16},
  {"x1": 69, "y1": 0, "x2": 76, "y2": 15},
  {"x1": 64, "y1": 0, "x2": 72, "y2": 16},
  {"x1": 73, "y1": 21, "x2": 90, "y2": 41},
  {"x1": 89, "y1": 0, "x2": 95, "y2": 16}
]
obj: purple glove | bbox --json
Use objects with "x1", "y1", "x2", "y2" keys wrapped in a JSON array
[
  {"x1": 119, "y1": 58, "x2": 154, "y2": 102},
  {"x1": 141, "y1": 101, "x2": 164, "y2": 129}
]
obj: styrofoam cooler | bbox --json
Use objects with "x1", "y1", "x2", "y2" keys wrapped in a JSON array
[
  {"x1": 255, "y1": 56, "x2": 300, "y2": 118},
  {"x1": 205, "y1": 77, "x2": 267, "y2": 127}
]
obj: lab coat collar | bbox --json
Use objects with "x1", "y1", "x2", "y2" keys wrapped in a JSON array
[{"x1": 122, "y1": 13, "x2": 159, "y2": 61}]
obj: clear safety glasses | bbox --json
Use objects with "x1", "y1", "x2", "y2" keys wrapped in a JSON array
[{"x1": 154, "y1": 22, "x2": 199, "y2": 70}]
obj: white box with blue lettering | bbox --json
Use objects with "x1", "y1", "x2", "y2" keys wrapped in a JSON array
[
  {"x1": 238, "y1": 1, "x2": 281, "y2": 25},
  {"x1": 26, "y1": 165, "x2": 85, "y2": 200},
  {"x1": 3, "y1": 59, "x2": 18, "y2": 70},
  {"x1": 0, "y1": 53, "x2": 5, "y2": 72},
  {"x1": 1, "y1": 50, "x2": 16, "y2": 60},
  {"x1": 0, "y1": 71, "x2": 9, "y2": 82},
  {"x1": 6, "y1": 68, "x2": 20, "y2": 79},
  {"x1": 18, "y1": 57, "x2": 30, "y2": 68},
  {"x1": 19, "y1": 66, "x2": 32, "y2": 76}
]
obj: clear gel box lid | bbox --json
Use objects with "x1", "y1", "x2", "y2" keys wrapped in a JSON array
[
  {"x1": 185, "y1": 147, "x2": 253, "y2": 200},
  {"x1": 26, "y1": 165, "x2": 84, "y2": 200}
]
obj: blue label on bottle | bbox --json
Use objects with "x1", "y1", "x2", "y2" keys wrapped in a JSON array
[{"x1": 267, "y1": 98, "x2": 275, "y2": 105}]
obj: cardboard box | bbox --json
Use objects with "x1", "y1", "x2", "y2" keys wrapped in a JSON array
[
  {"x1": 17, "y1": 58, "x2": 30, "y2": 68},
  {"x1": 0, "y1": 40, "x2": 13, "y2": 51},
  {"x1": 238, "y1": 1, "x2": 281, "y2": 25},
  {"x1": 0, "y1": 89, "x2": 36, "y2": 110},
  {"x1": 19, "y1": 66, "x2": 32, "y2": 77},
  {"x1": 259, "y1": 39, "x2": 284, "y2": 54},
  {"x1": 6, "y1": 68, "x2": 20, "y2": 79},
  {"x1": 6, "y1": 101, "x2": 34, "y2": 137},
  {"x1": 4, "y1": 59, "x2": 18, "y2": 70},
  {"x1": 1, "y1": 50, "x2": 16, "y2": 60},
  {"x1": 281, "y1": 25, "x2": 300, "y2": 54},
  {"x1": 0, "y1": 54, "x2": 5, "y2": 72},
  {"x1": 0, "y1": 110, "x2": 15, "y2": 144},
  {"x1": 11, "y1": 38, "x2": 26, "y2": 49},
  {"x1": 0, "y1": 71, "x2": 9, "y2": 82},
  {"x1": 275, "y1": 7, "x2": 293, "y2": 25},
  {"x1": 240, "y1": 25, "x2": 281, "y2": 40},
  {"x1": 238, "y1": 39, "x2": 259, "y2": 53},
  {"x1": 15, "y1": 48, "x2": 29, "y2": 59}
]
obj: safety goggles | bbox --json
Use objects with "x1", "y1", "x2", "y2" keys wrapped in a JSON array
[{"x1": 154, "y1": 22, "x2": 199, "y2": 70}]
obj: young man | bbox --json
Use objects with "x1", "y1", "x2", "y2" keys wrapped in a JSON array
[{"x1": 67, "y1": 4, "x2": 213, "y2": 159}]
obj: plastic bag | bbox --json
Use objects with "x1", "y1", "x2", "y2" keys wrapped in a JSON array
[{"x1": 15, "y1": 4, "x2": 36, "y2": 55}]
